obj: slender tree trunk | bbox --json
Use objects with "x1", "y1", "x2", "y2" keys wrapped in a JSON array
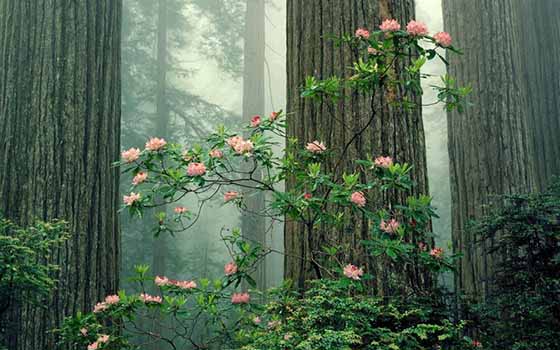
[
  {"x1": 518, "y1": 1, "x2": 560, "y2": 191},
  {"x1": 151, "y1": 0, "x2": 168, "y2": 347},
  {"x1": 242, "y1": 0, "x2": 267, "y2": 291},
  {"x1": 443, "y1": 0, "x2": 537, "y2": 299},
  {"x1": 285, "y1": 0, "x2": 429, "y2": 294},
  {"x1": 0, "y1": 1, "x2": 121, "y2": 349}
]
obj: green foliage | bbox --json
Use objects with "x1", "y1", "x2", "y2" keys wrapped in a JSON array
[
  {"x1": 469, "y1": 181, "x2": 560, "y2": 350},
  {"x1": 0, "y1": 216, "x2": 67, "y2": 347},
  {"x1": 238, "y1": 279, "x2": 468, "y2": 350},
  {"x1": 0, "y1": 217, "x2": 67, "y2": 313}
]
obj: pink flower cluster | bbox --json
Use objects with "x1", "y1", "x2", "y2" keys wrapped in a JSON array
[
  {"x1": 306, "y1": 140, "x2": 326, "y2": 154},
  {"x1": 145, "y1": 137, "x2": 167, "y2": 151},
  {"x1": 380, "y1": 219, "x2": 400, "y2": 234},
  {"x1": 251, "y1": 115, "x2": 261, "y2": 127},
  {"x1": 350, "y1": 191, "x2": 366, "y2": 207},
  {"x1": 430, "y1": 247, "x2": 444, "y2": 259},
  {"x1": 355, "y1": 27, "x2": 370, "y2": 39},
  {"x1": 209, "y1": 149, "x2": 223, "y2": 158},
  {"x1": 174, "y1": 206, "x2": 188, "y2": 214},
  {"x1": 224, "y1": 262, "x2": 238, "y2": 276},
  {"x1": 123, "y1": 192, "x2": 141, "y2": 206},
  {"x1": 132, "y1": 171, "x2": 147, "y2": 186},
  {"x1": 92, "y1": 295, "x2": 120, "y2": 313},
  {"x1": 231, "y1": 292, "x2": 250, "y2": 304},
  {"x1": 187, "y1": 162, "x2": 207, "y2": 176},
  {"x1": 228, "y1": 136, "x2": 254, "y2": 155},
  {"x1": 87, "y1": 334, "x2": 109, "y2": 350},
  {"x1": 269, "y1": 111, "x2": 279, "y2": 121},
  {"x1": 154, "y1": 276, "x2": 197, "y2": 290},
  {"x1": 224, "y1": 191, "x2": 239, "y2": 202},
  {"x1": 406, "y1": 20, "x2": 428, "y2": 36},
  {"x1": 140, "y1": 293, "x2": 163, "y2": 303},
  {"x1": 121, "y1": 147, "x2": 140, "y2": 163},
  {"x1": 433, "y1": 31, "x2": 452, "y2": 47},
  {"x1": 374, "y1": 156, "x2": 393, "y2": 168},
  {"x1": 379, "y1": 19, "x2": 401, "y2": 32},
  {"x1": 343, "y1": 264, "x2": 364, "y2": 280}
]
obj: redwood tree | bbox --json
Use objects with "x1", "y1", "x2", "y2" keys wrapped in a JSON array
[
  {"x1": 443, "y1": 0, "x2": 537, "y2": 298},
  {"x1": 0, "y1": 1, "x2": 121, "y2": 348},
  {"x1": 285, "y1": 0, "x2": 429, "y2": 293}
]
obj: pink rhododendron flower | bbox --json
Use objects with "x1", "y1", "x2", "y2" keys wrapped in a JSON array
[
  {"x1": 173, "y1": 280, "x2": 197, "y2": 289},
  {"x1": 209, "y1": 149, "x2": 223, "y2": 158},
  {"x1": 350, "y1": 191, "x2": 366, "y2": 207},
  {"x1": 132, "y1": 171, "x2": 147, "y2": 186},
  {"x1": 367, "y1": 47, "x2": 378, "y2": 54},
  {"x1": 104, "y1": 294, "x2": 120, "y2": 305},
  {"x1": 343, "y1": 264, "x2": 364, "y2": 280},
  {"x1": 234, "y1": 140, "x2": 254, "y2": 155},
  {"x1": 155, "y1": 275, "x2": 170, "y2": 286},
  {"x1": 174, "y1": 206, "x2": 187, "y2": 214},
  {"x1": 227, "y1": 136, "x2": 244, "y2": 148},
  {"x1": 224, "y1": 261, "x2": 238, "y2": 276},
  {"x1": 284, "y1": 333, "x2": 293, "y2": 341},
  {"x1": 224, "y1": 191, "x2": 239, "y2": 202},
  {"x1": 93, "y1": 302, "x2": 108, "y2": 313},
  {"x1": 433, "y1": 31, "x2": 452, "y2": 47},
  {"x1": 231, "y1": 292, "x2": 250, "y2": 304},
  {"x1": 379, "y1": 19, "x2": 401, "y2": 32},
  {"x1": 121, "y1": 147, "x2": 140, "y2": 163},
  {"x1": 123, "y1": 192, "x2": 141, "y2": 206},
  {"x1": 355, "y1": 27, "x2": 370, "y2": 39},
  {"x1": 430, "y1": 247, "x2": 444, "y2": 259},
  {"x1": 251, "y1": 115, "x2": 261, "y2": 127},
  {"x1": 97, "y1": 335, "x2": 110, "y2": 343},
  {"x1": 253, "y1": 316, "x2": 262, "y2": 324},
  {"x1": 380, "y1": 219, "x2": 400, "y2": 234},
  {"x1": 306, "y1": 141, "x2": 326, "y2": 153},
  {"x1": 406, "y1": 20, "x2": 428, "y2": 36},
  {"x1": 374, "y1": 156, "x2": 393, "y2": 168},
  {"x1": 145, "y1": 137, "x2": 167, "y2": 151},
  {"x1": 87, "y1": 342, "x2": 99, "y2": 350},
  {"x1": 472, "y1": 340, "x2": 482, "y2": 348},
  {"x1": 140, "y1": 293, "x2": 162, "y2": 304},
  {"x1": 80, "y1": 328, "x2": 88, "y2": 336},
  {"x1": 187, "y1": 162, "x2": 207, "y2": 176},
  {"x1": 304, "y1": 193, "x2": 312, "y2": 200},
  {"x1": 269, "y1": 111, "x2": 279, "y2": 121}
]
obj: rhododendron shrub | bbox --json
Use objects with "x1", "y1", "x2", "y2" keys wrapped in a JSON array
[{"x1": 60, "y1": 21, "x2": 470, "y2": 349}]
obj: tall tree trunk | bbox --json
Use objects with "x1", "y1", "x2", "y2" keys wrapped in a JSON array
[
  {"x1": 519, "y1": 1, "x2": 560, "y2": 191},
  {"x1": 0, "y1": 1, "x2": 121, "y2": 349},
  {"x1": 285, "y1": 0, "x2": 429, "y2": 294},
  {"x1": 443, "y1": 0, "x2": 537, "y2": 299},
  {"x1": 242, "y1": 0, "x2": 267, "y2": 291}
]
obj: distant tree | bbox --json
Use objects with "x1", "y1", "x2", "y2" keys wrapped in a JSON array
[
  {"x1": 285, "y1": 1, "x2": 430, "y2": 294},
  {"x1": 443, "y1": 0, "x2": 537, "y2": 299},
  {"x1": 518, "y1": 1, "x2": 560, "y2": 190},
  {"x1": 0, "y1": 1, "x2": 121, "y2": 349}
]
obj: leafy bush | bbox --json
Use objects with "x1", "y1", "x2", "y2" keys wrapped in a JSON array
[
  {"x1": 0, "y1": 216, "x2": 67, "y2": 346},
  {"x1": 469, "y1": 181, "x2": 560, "y2": 350},
  {"x1": 239, "y1": 279, "x2": 467, "y2": 350}
]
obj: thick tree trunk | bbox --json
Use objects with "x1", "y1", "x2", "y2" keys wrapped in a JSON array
[
  {"x1": 519, "y1": 1, "x2": 560, "y2": 191},
  {"x1": 0, "y1": 1, "x2": 121, "y2": 349},
  {"x1": 242, "y1": 0, "x2": 267, "y2": 291},
  {"x1": 443, "y1": 0, "x2": 537, "y2": 299},
  {"x1": 285, "y1": 0, "x2": 429, "y2": 293}
]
